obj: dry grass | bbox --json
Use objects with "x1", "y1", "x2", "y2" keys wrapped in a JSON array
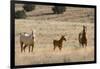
[{"x1": 15, "y1": 4, "x2": 95, "y2": 65}]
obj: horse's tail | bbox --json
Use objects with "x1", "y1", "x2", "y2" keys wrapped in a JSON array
[
  {"x1": 53, "y1": 40, "x2": 55, "y2": 46},
  {"x1": 53, "y1": 40, "x2": 56, "y2": 50}
]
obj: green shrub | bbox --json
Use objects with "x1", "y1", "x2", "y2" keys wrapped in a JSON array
[
  {"x1": 23, "y1": 4, "x2": 35, "y2": 12},
  {"x1": 15, "y1": 10, "x2": 26, "y2": 19},
  {"x1": 52, "y1": 6, "x2": 66, "y2": 14}
]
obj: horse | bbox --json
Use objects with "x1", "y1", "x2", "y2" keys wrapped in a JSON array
[
  {"x1": 20, "y1": 31, "x2": 35, "y2": 52},
  {"x1": 53, "y1": 35, "x2": 66, "y2": 51},
  {"x1": 78, "y1": 25, "x2": 87, "y2": 47}
]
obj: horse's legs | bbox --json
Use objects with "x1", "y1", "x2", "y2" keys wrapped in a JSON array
[
  {"x1": 79, "y1": 43, "x2": 81, "y2": 47},
  {"x1": 83, "y1": 43, "x2": 87, "y2": 48},
  {"x1": 31, "y1": 44, "x2": 34, "y2": 52},
  {"x1": 20, "y1": 42, "x2": 23, "y2": 52},
  {"x1": 59, "y1": 46, "x2": 62, "y2": 51},
  {"x1": 82, "y1": 44, "x2": 84, "y2": 48},
  {"x1": 79, "y1": 42, "x2": 82, "y2": 48},
  {"x1": 23, "y1": 45, "x2": 27, "y2": 52},
  {"x1": 54, "y1": 45, "x2": 56, "y2": 51},
  {"x1": 85, "y1": 42, "x2": 87, "y2": 47},
  {"x1": 29, "y1": 45, "x2": 31, "y2": 52}
]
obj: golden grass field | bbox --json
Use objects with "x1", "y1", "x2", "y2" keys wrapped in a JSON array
[{"x1": 15, "y1": 4, "x2": 95, "y2": 65}]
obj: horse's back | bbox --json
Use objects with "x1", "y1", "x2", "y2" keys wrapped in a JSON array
[{"x1": 53, "y1": 40, "x2": 58, "y2": 45}]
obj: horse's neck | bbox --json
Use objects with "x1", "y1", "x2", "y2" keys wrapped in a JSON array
[
  {"x1": 59, "y1": 38, "x2": 63, "y2": 43},
  {"x1": 82, "y1": 29, "x2": 86, "y2": 37},
  {"x1": 83, "y1": 28, "x2": 86, "y2": 33}
]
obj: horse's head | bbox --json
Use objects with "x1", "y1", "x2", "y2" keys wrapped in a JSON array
[
  {"x1": 83, "y1": 25, "x2": 87, "y2": 32},
  {"x1": 61, "y1": 35, "x2": 66, "y2": 41},
  {"x1": 83, "y1": 25, "x2": 87, "y2": 29}
]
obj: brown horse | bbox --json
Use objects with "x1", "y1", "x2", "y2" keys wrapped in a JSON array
[
  {"x1": 53, "y1": 35, "x2": 66, "y2": 51},
  {"x1": 78, "y1": 25, "x2": 87, "y2": 47}
]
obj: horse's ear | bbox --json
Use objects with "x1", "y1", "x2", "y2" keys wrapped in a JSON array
[
  {"x1": 31, "y1": 29, "x2": 33, "y2": 34},
  {"x1": 32, "y1": 29, "x2": 36, "y2": 37},
  {"x1": 62, "y1": 35, "x2": 65, "y2": 38},
  {"x1": 63, "y1": 34, "x2": 65, "y2": 37},
  {"x1": 83, "y1": 25, "x2": 87, "y2": 29},
  {"x1": 83, "y1": 25, "x2": 85, "y2": 28},
  {"x1": 32, "y1": 30, "x2": 33, "y2": 35}
]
